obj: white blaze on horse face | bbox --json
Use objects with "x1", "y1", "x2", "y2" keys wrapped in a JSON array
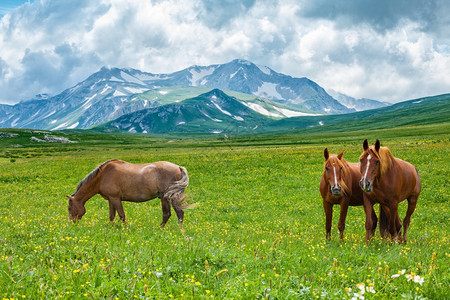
[
  {"x1": 363, "y1": 154, "x2": 372, "y2": 182},
  {"x1": 333, "y1": 165, "x2": 338, "y2": 186}
]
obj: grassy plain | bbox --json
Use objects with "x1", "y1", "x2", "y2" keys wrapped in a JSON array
[{"x1": 0, "y1": 125, "x2": 448, "y2": 299}]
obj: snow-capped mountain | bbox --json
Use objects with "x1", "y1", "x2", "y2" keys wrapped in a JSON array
[
  {"x1": 327, "y1": 89, "x2": 388, "y2": 111},
  {"x1": 0, "y1": 67, "x2": 160, "y2": 130},
  {"x1": 99, "y1": 89, "x2": 270, "y2": 134},
  {"x1": 152, "y1": 59, "x2": 354, "y2": 114},
  {"x1": 0, "y1": 59, "x2": 386, "y2": 130}
]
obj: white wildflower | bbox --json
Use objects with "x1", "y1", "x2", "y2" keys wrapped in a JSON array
[
  {"x1": 366, "y1": 284, "x2": 376, "y2": 293},
  {"x1": 391, "y1": 269, "x2": 405, "y2": 279},
  {"x1": 413, "y1": 275, "x2": 424, "y2": 285}
]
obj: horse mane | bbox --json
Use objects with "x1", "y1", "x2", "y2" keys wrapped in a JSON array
[
  {"x1": 369, "y1": 146, "x2": 394, "y2": 177},
  {"x1": 338, "y1": 157, "x2": 351, "y2": 197},
  {"x1": 73, "y1": 159, "x2": 119, "y2": 195}
]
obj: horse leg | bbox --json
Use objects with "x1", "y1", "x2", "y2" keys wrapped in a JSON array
[
  {"x1": 387, "y1": 202, "x2": 400, "y2": 241},
  {"x1": 110, "y1": 198, "x2": 126, "y2": 222},
  {"x1": 378, "y1": 205, "x2": 389, "y2": 238},
  {"x1": 323, "y1": 201, "x2": 333, "y2": 240},
  {"x1": 338, "y1": 202, "x2": 349, "y2": 240},
  {"x1": 395, "y1": 211, "x2": 402, "y2": 238},
  {"x1": 173, "y1": 207, "x2": 184, "y2": 224},
  {"x1": 160, "y1": 197, "x2": 171, "y2": 228},
  {"x1": 108, "y1": 200, "x2": 117, "y2": 222},
  {"x1": 402, "y1": 194, "x2": 418, "y2": 243},
  {"x1": 173, "y1": 206, "x2": 185, "y2": 235},
  {"x1": 362, "y1": 196, "x2": 375, "y2": 242},
  {"x1": 371, "y1": 208, "x2": 378, "y2": 236}
]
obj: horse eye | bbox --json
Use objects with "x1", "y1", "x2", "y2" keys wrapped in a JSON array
[
  {"x1": 325, "y1": 167, "x2": 329, "y2": 171},
  {"x1": 375, "y1": 161, "x2": 379, "y2": 165},
  {"x1": 360, "y1": 159, "x2": 363, "y2": 163}
]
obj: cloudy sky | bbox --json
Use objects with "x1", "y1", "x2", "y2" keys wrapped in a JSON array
[{"x1": 0, "y1": 0, "x2": 449, "y2": 104}]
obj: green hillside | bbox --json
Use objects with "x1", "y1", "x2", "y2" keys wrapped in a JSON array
[
  {"x1": 95, "y1": 93, "x2": 450, "y2": 136},
  {"x1": 133, "y1": 86, "x2": 314, "y2": 116},
  {"x1": 96, "y1": 89, "x2": 271, "y2": 134},
  {"x1": 265, "y1": 93, "x2": 450, "y2": 133}
]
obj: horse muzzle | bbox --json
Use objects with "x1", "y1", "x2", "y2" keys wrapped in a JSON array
[
  {"x1": 331, "y1": 185, "x2": 342, "y2": 196},
  {"x1": 360, "y1": 179, "x2": 373, "y2": 192}
]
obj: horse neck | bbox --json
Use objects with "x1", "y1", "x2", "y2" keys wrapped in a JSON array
[
  {"x1": 339, "y1": 159, "x2": 352, "y2": 195},
  {"x1": 73, "y1": 177, "x2": 100, "y2": 204}
]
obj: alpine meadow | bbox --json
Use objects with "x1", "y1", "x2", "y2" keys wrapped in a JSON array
[
  {"x1": 0, "y1": 120, "x2": 448, "y2": 299},
  {"x1": 2, "y1": 0, "x2": 450, "y2": 299}
]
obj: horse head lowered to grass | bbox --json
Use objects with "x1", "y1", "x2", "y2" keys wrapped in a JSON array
[
  {"x1": 359, "y1": 139, "x2": 421, "y2": 242},
  {"x1": 320, "y1": 148, "x2": 385, "y2": 240},
  {"x1": 67, "y1": 160, "x2": 190, "y2": 229}
]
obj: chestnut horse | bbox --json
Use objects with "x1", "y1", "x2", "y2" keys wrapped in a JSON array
[
  {"x1": 320, "y1": 148, "x2": 381, "y2": 240},
  {"x1": 67, "y1": 160, "x2": 189, "y2": 228},
  {"x1": 359, "y1": 140, "x2": 421, "y2": 242}
]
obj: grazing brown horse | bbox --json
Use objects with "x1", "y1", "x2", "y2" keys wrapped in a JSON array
[
  {"x1": 320, "y1": 148, "x2": 380, "y2": 240},
  {"x1": 67, "y1": 160, "x2": 190, "y2": 228},
  {"x1": 359, "y1": 140, "x2": 421, "y2": 242}
]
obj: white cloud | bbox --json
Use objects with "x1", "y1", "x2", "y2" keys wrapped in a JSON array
[{"x1": 0, "y1": 0, "x2": 448, "y2": 104}]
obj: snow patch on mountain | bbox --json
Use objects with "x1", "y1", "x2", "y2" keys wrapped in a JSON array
[
  {"x1": 82, "y1": 94, "x2": 97, "y2": 109},
  {"x1": 120, "y1": 71, "x2": 146, "y2": 85},
  {"x1": 100, "y1": 86, "x2": 112, "y2": 95},
  {"x1": 110, "y1": 76, "x2": 123, "y2": 82},
  {"x1": 53, "y1": 121, "x2": 70, "y2": 130},
  {"x1": 211, "y1": 96, "x2": 232, "y2": 116},
  {"x1": 43, "y1": 110, "x2": 56, "y2": 118},
  {"x1": 201, "y1": 110, "x2": 223, "y2": 122},
  {"x1": 256, "y1": 64, "x2": 271, "y2": 75},
  {"x1": 237, "y1": 59, "x2": 252, "y2": 66},
  {"x1": 135, "y1": 73, "x2": 162, "y2": 81},
  {"x1": 256, "y1": 82, "x2": 282, "y2": 99},
  {"x1": 68, "y1": 122, "x2": 79, "y2": 129},
  {"x1": 11, "y1": 117, "x2": 20, "y2": 127},
  {"x1": 125, "y1": 87, "x2": 148, "y2": 94},
  {"x1": 241, "y1": 102, "x2": 283, "y2": 118},
  {"x1": 230, "y1": 68, "x2": 244, "y2": 79},
  {"x1": 273, "y1": 107, "x2": 319, "y2": 117},
  {"x1": 190, "y1": 67, "x2": 216, "y2": 86},
  {"x1": 113, "y1": 90, "x2": 126, "y2": 97}
]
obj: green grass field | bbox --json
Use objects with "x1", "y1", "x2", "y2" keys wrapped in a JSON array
[{"x1": 0, "y1": 125, "x2": 448, "y2": 299}]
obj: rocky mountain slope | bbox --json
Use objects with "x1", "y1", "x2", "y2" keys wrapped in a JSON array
[{"x1": 0, "y1": 59, "x2": 388, "y2": 130}]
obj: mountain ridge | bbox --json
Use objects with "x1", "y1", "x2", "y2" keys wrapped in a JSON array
[
  {"x1": 95, "y1": 91, "x2": 449, "y2": 135},
  {"x1": 0, "y1": 59, "x2": 388, "y2": 130},
  {"x1": 98, "y1": 89, "x2": 270, "y2": 134}
]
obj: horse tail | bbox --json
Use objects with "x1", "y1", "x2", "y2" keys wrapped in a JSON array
[
  {"x1": 379, "y1": 205, "x2": 389, "y2": 238},
  {"x1": 165, "y1": 166, "x2": 190, "y2": 211}
]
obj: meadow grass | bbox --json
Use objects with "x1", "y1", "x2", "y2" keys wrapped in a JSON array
[{"x1": 0, "y1": 127, "x2": 448, "y2": 299}]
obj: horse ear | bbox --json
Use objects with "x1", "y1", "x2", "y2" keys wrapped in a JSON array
[
  {"x1": 375, "y1": 139, "x2": 381, "y2": 152},
  {"x1": 363, "y1": 139, "x2": 369, "y2": 150},
  {"x1": 324, "y1": 148, "x2": 329, "y2": 160},
  {"x1": 337, "y1": 151, "x2": 344, "y2": 160}
]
